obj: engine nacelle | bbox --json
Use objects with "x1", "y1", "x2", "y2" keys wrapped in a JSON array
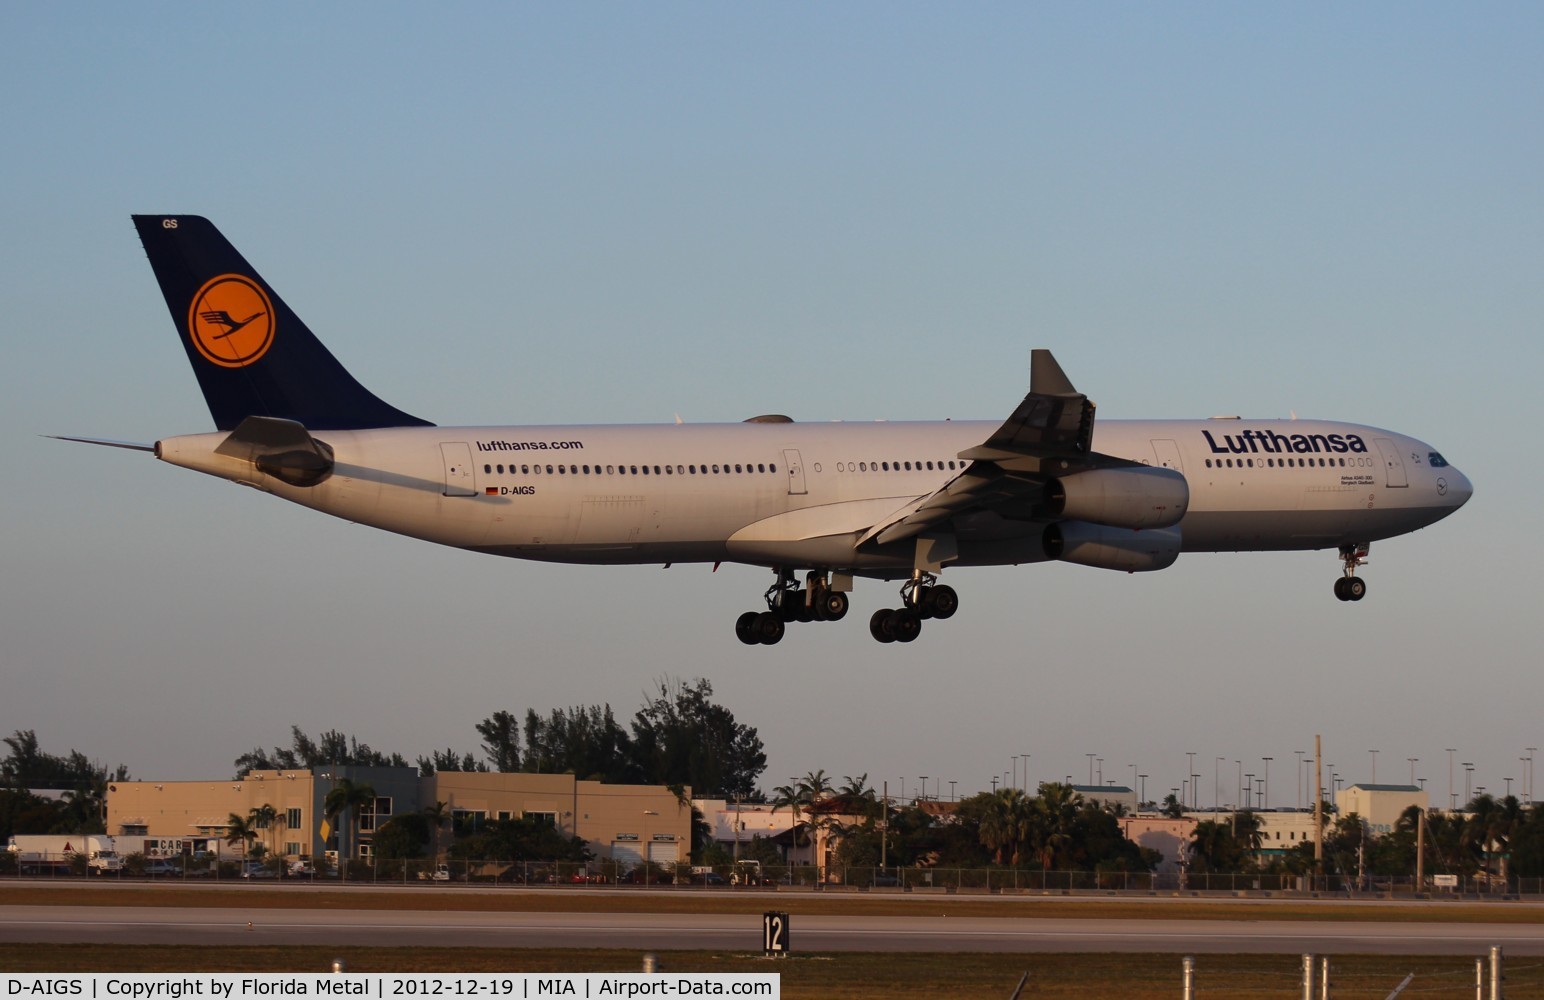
[
  {"x1": 1043, "y1": 521, "x2": 1181, "y2": 573},
  {"x1": 1043, "y1": 466, "x2": 1188, "y2": 530}
]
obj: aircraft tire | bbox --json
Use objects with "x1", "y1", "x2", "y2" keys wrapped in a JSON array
[
  {"x1": 870, "y1": 609, "x2": 897, "y2": 643},
  {"x1": 821, "y1": 591, "x2": 849, "y2": 621},
  {"x1": 735, "y1": 612, "x2": 761, "y2": 644},
  {"x1": 928, "y1": 585, "x2": 959, "y2": 619},
  {"x1": 1346, "y1": 578, "x2": 1366, "y2": 601},
  {"x1": 891, "y1": 609, "x2": 922, "y2": 643},
  {"x1": 756, "y1": 611, "x2": 786, "y2": 645}
]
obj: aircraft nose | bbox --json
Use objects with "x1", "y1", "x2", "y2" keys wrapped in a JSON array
[{"x1": 1441, "y1": 467, "x2": 1473, "y2": 507}]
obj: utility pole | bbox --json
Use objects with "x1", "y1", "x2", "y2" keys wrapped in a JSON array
[
  {"x1": 1313, "y1": 735, "x2": 1323, "y2": 881},
  {"x1": 1187, "y1": 753, "x2": 1197, "y2": 809},
  {"x1": 1369, "y1": 749, "x2": 1378, "y2": 785},
  {"x1": 1262, "y1": 757, "x2": 1272, "y2": 810}
]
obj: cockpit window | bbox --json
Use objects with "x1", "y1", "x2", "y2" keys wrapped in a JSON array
[{"x1": 1428, "y1": 452, "x2": 1449, "y2": 468}]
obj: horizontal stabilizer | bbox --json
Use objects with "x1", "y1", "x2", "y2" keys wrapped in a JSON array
[{"x1": 47, "y1": 435, "x2": 154, "y2": 453}]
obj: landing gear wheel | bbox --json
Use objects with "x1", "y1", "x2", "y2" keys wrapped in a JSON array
[
  {"x1": 735, "y1": 611, "x2": 761, "y2": 645},
  {"x1": 1345, "y1": 577, "x2": 1366, "y2": 601},
  {"x1": 776, "y1": 591, "x2": 803, "y2": 622},
  {"x1": 912, "y1": 585, "x2": 936, "y2": 619},
  {"x1": 928, "y1": 585, "x2": 959, "y2": 619},
  {"x1": 870, "y1": 609, "x2": 897, "y2": 643},
  {"x1": 820, "y1": 590, "x2": 849, "y2": 621},
  {"x1": 890, "y1": 609, "x2": 922, "y2": 643},
  {"x1": 755, "y1": 611, "x2": 785, "y2": 645}
]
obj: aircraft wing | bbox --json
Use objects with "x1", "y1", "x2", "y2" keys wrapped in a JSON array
[{"x1": 856, "y1": 350, "x2": 1128, "y2": 548}]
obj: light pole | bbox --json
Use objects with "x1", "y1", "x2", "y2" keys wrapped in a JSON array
[
  {"x1": 1138, "y1": 774, "x2": 1148, "y2": 806},
  {"x1": 1447, "y1": 749, "x2": 1457, "y2": 811},
  {"x1": 1022, "y1": 752, "x2": 1030, "y2": 792},
  {"x1": 1086, "y1": 754, "x2": 1096, "y2": 786},
  {"x1": 1528, "y1": 748, "x2": 1538, "y2": 804},
  {"x1": 1463, "y1": 763, "x2": 1474, "y2": 806},
  {"x1": 1215, "y1": 757, "x2": 1224, "y2": 813},
  {"x1": 990, "y1": 776, "x2": 998, "y2": 794},
  {"x1": 1096, "y1": 758, "x2": 1103, "y2": 786},
  {"x1": 1262, "y1": 757, "x2": 1272, "y2": 810},
  {"x1": 949, "y1": 780, "x2": 956, "y2": 802},
  {"x1": 1294, "y1": 751, "x2": 1305, "y2": 810},
  {"x1": 1244, "y1": 774, "x2": 1253, "y2": 811},
  {"x1": 1408, "y1": 757, "x2": 1418, "y2": 786},
  {"x1": 1369, "y1": 749, "x2": 1378, "y2": 784},
  {"x1": 1186, "y1": 753, "x2": 1197, "y2": 808}
]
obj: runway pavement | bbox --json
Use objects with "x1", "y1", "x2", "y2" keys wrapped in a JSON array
[{"x1": 3, "y1": 903, "x2": 1542, "y2": 955}]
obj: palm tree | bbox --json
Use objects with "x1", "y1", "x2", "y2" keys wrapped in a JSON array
[
  {"x1": 423, "y1": 801, "x2": 450, "y2": 860},
  {"x1": 1031, "y1": 783, "x2": 1082, "y2": 871},
  {"x1": 323, "y1": 778, "x2": 376, "y2": 868},
  {"x1": 225, "y1": 812, "x2": 258, "y2": 860},
  {"x1": 771, "y1": 781, "x2": 809, "y2": 864},
  {"x1": 978, "y1": 788, "x2": 1034, "y2": 865},
  {"x1": 249, "y1": 804, "x2": 278, "y2": 860}
]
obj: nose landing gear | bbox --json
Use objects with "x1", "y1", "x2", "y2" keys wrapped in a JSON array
[{"x1": 1334, "y1": 543, "x2": 1369, "y2": 602}]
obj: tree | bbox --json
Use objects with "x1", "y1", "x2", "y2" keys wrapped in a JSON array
[
  {"x1": 978, "y1": 788, "x2": 1034, "y2": 865},
  {"x1": 249, "y1": 804, "x2": 279, "y2": 860},
  {"x1": 225, "y1": 813, "x2": 258, "y2": 858},
  {"x1": 323, "y1": 778, "x2": 376, "y2": 865},
  {"x1": 423, "y1": 801, "x2": 450, "y2": 860},
  {"x1": 417, "y1": 749, "x2": 488, "y2": 776},
  {"x1": 372, "y1": 813, "x2": 431, "y2": 860},
  {"x1": 522, "y1": 705, "x2": 637, "y2": 782},
  {"x1": 1030, "y1": 783, "x2": 1083, "y2": 870},
  {"x1": 476, "y1": 711, "x2": 521, "y2": 772},
  {"x1": 629, "y1": 678, "x2": 765, "y2": 797}
]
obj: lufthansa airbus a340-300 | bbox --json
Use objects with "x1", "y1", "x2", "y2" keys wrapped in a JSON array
[{"x1": 58, "y1": 216, "x2": 1472, "y2": 645}]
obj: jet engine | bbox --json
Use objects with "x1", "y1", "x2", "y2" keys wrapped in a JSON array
[
  {"x1": 1042, "y1": 521, "x2": 1182, "y2": 572},
  {"x1": 1043, "y1": 466, "x2": 1188, "y2": 530}
]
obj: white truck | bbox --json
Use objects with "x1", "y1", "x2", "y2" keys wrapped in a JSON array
[{"x1": 6, "y1": 834, "x2": 123, "y2": 873}]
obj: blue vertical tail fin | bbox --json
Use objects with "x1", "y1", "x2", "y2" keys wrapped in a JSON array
[{"x1": 133, "y1": 215, "x2": 433, "y2": 430}]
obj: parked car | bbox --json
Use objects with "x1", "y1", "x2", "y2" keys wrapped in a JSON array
[
  {"x1": 418, "y1": 864, "x2": 450, "y2": 882},
  {"x1": 288, "y1": 861, "x2": 317, "y2": 877},
  {"x1": 143, "y1": 860, "x2": 180, "y2": 877},
  {"x1": 240, "y1": 861, "x2": 276, "y2": 879}
]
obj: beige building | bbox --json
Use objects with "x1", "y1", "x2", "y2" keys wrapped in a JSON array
[
  {"x1": 1333, "y1": 784, "x2": 1426, "y2": 836},
  {"x1": 107, "y1": 766, "x2": 691, "y2": 865}
]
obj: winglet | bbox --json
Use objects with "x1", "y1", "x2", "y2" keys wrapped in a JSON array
[{"x1": 1030, "y1": 350, "x2": 1077, "y2": 396}]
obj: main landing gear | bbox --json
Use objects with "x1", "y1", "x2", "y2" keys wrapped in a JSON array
[
  {"x1": 1334, "y1": 543, "x2": 1369, "y2": 602},
  {"x1": 735, "y1": 570, "x2": 850, "y2": 645},
  {"x1": 869, "y1": 572, "x2": 958, "y2": 644}
]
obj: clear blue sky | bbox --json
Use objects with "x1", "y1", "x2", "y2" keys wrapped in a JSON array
[{"x1": 3, "y1": 4, "x2": 1540, "y2": 808}]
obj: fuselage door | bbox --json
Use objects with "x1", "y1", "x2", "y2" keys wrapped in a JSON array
[
  {"x1": 1150, "y1": 439, "x2": 1184, "y2": 475},
  {"x1": 1373, "y1": 437, "x2": 1409, "y2": 488},
  {"x1": 782, "y1": 448, "x2": 807, "y2": 495},
  {"x1": 440, "y1": 442, "x2": 478, "y2": 497}
]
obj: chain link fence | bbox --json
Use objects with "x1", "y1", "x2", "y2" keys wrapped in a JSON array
[{"x1": 5, "y1": 851, "x2": 1543, "y2": 896}]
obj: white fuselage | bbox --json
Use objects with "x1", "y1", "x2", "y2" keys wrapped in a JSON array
[{"x1": 155, "y1": 417, "x2": 1471, "y2": 578}]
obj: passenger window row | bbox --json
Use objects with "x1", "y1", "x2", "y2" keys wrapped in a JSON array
[
  {"x1": 835, "y1": 460, "x2": 960, "y2": 473},
  {"x1": 482, "y1": 462, "x2": 777, "y2": 477},
  {"x1": 1205, "y1": 456, "x2": 1375, "y2": 469}
]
